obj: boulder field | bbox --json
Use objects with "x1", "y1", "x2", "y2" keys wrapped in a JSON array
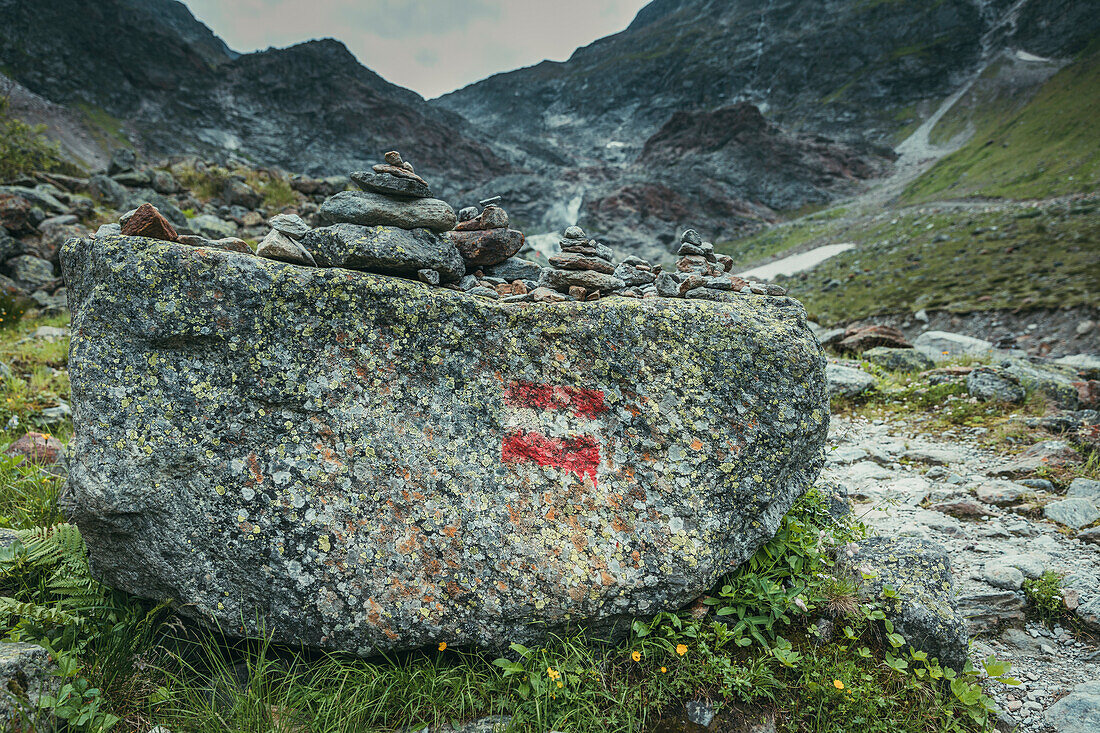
[{"x1": 60, "y1": 234, "x2": 828, "y2": 656}]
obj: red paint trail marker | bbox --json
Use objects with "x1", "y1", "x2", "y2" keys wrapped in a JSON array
[{"x1": 501, "y1": 380, "x2": 607, "y2": 483}]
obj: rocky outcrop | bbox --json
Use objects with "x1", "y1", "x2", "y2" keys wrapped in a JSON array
[{"x1": 61, "y1": 233, "x2": 827, "y2": 656}]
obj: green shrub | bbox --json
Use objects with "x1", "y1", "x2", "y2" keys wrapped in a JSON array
[
  {"x1": 0, "y1": 95, "x2": 74, "y2": 181},
  {"x1": 0, "y1": 289, "x2": 28, "y2": 330},
  {"x1": 1022, "y1": 570, "x2": 1067, "y2": 623}
]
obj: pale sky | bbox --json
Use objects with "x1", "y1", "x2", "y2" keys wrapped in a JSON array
[{"x1": 182, "y1": 0, "x2": 652, "y2": 99}]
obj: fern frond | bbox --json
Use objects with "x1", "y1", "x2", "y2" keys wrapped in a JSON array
[{"x1": 0, "y1": 596, "x2": 82, "y2": 627}]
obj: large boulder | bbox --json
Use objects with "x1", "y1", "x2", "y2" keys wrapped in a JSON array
[
  {"x1": 0, "y1": 642, "x2": 58, "y2": 728},
  {"x1": 61, "y1": 234, "x2": 829, "y2": 657}
]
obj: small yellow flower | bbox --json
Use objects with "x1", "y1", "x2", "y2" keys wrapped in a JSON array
[
  {"x1": 631, "y1": 651, "x2": 641, "y2": 662},
  {"x1": 438, "y1": 642, "x2": 447, "y2": 651},
  {"x1": 661, "y1": 666, "x2": 667, "y2": 673},
  {"x1": 556, "y1": 680, "x2": 564, "y2": 688},
  {"x1": 834, "y1": 680, "x2": 844, "y2": 690},
  {"x1": 547, "y1": 667, "x2": 560, "y2": 680},
  {"x1": 676, "y1": 644, "x2": 688, "y2": 656}
]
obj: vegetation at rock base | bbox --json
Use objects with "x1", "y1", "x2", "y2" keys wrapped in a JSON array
[{"x1": 1021, "y1": 571, "x2": 1071, "y2": 625}]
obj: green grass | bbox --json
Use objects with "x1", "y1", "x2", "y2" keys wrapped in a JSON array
[
  {"x1": 0, "y1": 313, "x2": 72, "y2": 443},
  {"x1": 782, "y1": 201, "x2": 1099, "y2": 325},
  {"x1": 714, "y1": 206, "x2": 850, "y2": 268},
  {"x1": 903, "y1": 42, "x2": 1100, "y2": 202}
]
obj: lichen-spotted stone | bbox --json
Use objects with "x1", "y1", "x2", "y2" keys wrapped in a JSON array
[{"x1": 61, "y1": 234, "x2": 829, "y2": 656}]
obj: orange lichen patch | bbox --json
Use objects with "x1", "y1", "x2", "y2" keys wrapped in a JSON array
[
  {"x1": 600, "y1": 571, "x2": 615, "y2": 586},
  {"x1": 612, "y1": 516, "x2": 631, "y2": 533},
  {"x1": 545, "y1": 507, "x2": 556, "y2": 521},
  {"x1": 246, "y1": 453, "x2": 264, "y2": 484},
  {"x1": 442, "y1": 525, "x2": 458, "y2": 538},
  {"x1": 690, "y1": 438, "x2": 704, "y2": 451},
  {"x1": 506, "y1": 502, "x2": 522, "y2": 526}
]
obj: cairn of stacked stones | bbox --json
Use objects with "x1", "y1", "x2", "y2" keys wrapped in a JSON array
[
  {"x1": 540, "y1": 225, "x2": 625, "y2": 301},
  {"x1": 655, "y1": 228, "x2": 788, "y2": 300}
]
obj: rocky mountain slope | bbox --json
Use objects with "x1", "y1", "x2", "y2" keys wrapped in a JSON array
[
  {"x1": 1, "y1": 0, "x2": 1097, "y2": 263},
  {"x1": 0, "y1": 0, "x2": 509, "y2": 196}
]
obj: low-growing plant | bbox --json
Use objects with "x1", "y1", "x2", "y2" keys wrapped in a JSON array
[{"x1": 1022, "y1": 570, "x2": 1068, "y2": 624}]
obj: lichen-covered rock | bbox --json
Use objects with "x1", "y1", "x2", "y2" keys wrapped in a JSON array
[
  {"x1": 862, "y1": 347, "x2": 933, "y2": 373},
  {"x1": 302, "y1": 223, "x2": 465, "y2": 283},
  {"x1": 826, "y1": 364, "x2": 874, "y2": 398},
  {"x1": 0, "y1": 642, "x2": 58, "y2": 728},
  {"x1": 967, "y1": 367, "x2": 1025, "y2": 404},
  {"x1": 843, "y1": 537, "x2": 969, "y2": 671},
  {"x1": 60, "y1": 233, "x2": 828, "y2": 657}
]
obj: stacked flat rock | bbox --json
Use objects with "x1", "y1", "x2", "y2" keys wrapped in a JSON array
[
  {"x1": 540, "y1": 226, "x2": 624, "y2": 300},
  {"x1": 444, "y1": 204, "x2": 525, "y2": 268},
  {"x1": 656, "y1": 229, "x2": 789, "y2": 301},
  {"x1": 303, "y1": 151, "x2": 463, "y2": 284}
]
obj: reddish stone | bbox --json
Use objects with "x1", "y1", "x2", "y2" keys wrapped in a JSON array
[
  {"x1": 929, "y1": 499, "x2": 989, "y2": 519},
  {"x1": 568, "y1": 286, "x2": 587, "y2": 300},
  {"x1": 445, "y1": 228, "x2": 524, "y2": 268},
  {"x1": 678, "y1": 274, "x2": 706, "y2": 295},
  {"x1": 1073, "y1": 380, "x2": 1100, "y2": 409},
  {"x1": 836, "y1": 325, "x2": 912, "y2": 353},
  {"x1": 0, "y1": 193, "x2": 34, "y2": 236},
  {"x1": 120, "y1": 203, "x2": 179, "y2": 242},
  {"x1": 4, "y1": 432, "x2": 63, "y2": 465}
]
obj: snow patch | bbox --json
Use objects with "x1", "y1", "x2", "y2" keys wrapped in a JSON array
[{"x1": 737, "y1": 243, "x2": 855, "y2": 280}]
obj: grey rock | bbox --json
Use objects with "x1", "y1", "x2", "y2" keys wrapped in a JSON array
[
  {"x1": 190, "y1": 214, "x2": 237, "y2": 240},
  {"x1": 1043, "y1": 498, "x2": 1100, "y2": 530},
  {"x1": 321, "y1": 191, "x2": 456, "y2": 232},
  {"x1": 999, "y1": 357, "x2": 1081, "y2": 409},
  {"x1": 992, "y1": 440, "x2": 1081, "y2": 477},
  {"x1": 31, "y1": 289, "x2": 68, "y2": 313},
  {"x1": 684, "y1": 700, "x2": 715, "y2": 728},
  {"x1": 901, "y1": 447, "x2": 965, "y2": 466},
  {"x1": 540, "y1": 268, "x2": 625, "y2": 293},
  {"x1": 60, "y1": 232, "x2": 828, "y2": 657},
  {"x1": 0, "y1": 226, "x2": 19, "y2": 262},
  {"x1": 914, "y1": 331, "x2": 994, "y2": 362},
  {"x1": 548, "y1": 252, "x2": 615, "y2": 274},
  {"x1": 88, "y1": 174, "x2": 128, "y2": 208},
  {"x1": 466, "y1": 286, "x2": 499, "y2": 299},
  {"x1": 967, "y1": 367, "x2": 1025, "y2": 404},
  {"x1": 1077, "y1": 526, "x2": 1100, "y2": 545},
  {"x1": 458, "y1": 275, "x2": 478, "y2": 291},
  {"x1": 112, "y1": 169, "x2": 152, "y2": 187},
  {"x1": 478, "y1": 205, "x2": 508, "y2": 230},
  {"x1": 680, "y1": 229, "x2": 702, "y2": 246},
  {"x1": 975, "y1": 481, "x2": 1030, "y2": 506},
  {"x1": 957, "y1": 590, "x2": 1026, "y2": 634},
  {"x1": 826, "y1": 364, "x2": 875, "y2": 398},
  {"x1": 151, "y1": 169, "x2": 178, "y2": 194},
  {"x1": 302, "y1": 223, "x2": 465, "y2": 283},
  {"x1": 107, "y1": 147, "x2": 136, "y2": 175},
  {"x1": 0, "y1": 642, "x2": 59, "y2": 728},
  {"x1": 1000, "y1": 628, "x2": 1051, "y2": 657},
  {"x1": 655, "y1": 272, "x2": 680, "y2": 298},
  {"x1": 268, "y1": 214, "x2": 311, "y2": 241},
  {"x1": 983, "y1": 563, "x2": 1025, "y2": 590},
  {"x1": 6, "y1": 255, "x2": 54, "y2": 290},
  {"x1": 563, "y1": 225, "x2": 585, "y2": 240},
  {"x1": 482, "y1": 258, "x2": 544, "y2": 283},
  {"x1": 256, "y1": 230, "x2": 317, "y2": 267},
  {"x1": 1067, "y1": 478, "x2": 1100, "y2": 502},
  {"x1": 862, "y1": 347, "x2": 932, "y2": 374},
  {"x1": 458, "y1": 206, "x2": 479, "y2": 222},
  {"x1": 1044, "y1": 680, "x2": 1100, "y2": 733},
  {"x1": 611, "y1": 262, "x2": 656, "y2": 287},
  {"x1": 351, "y1": 171, "x2": 432, "y2": 199},
  {"x1": 417, "y1": 268, "x2": 440, "y2": 286},
  {"x1": 40, "y1": 402, "x2": 71, "y2": 426},
  {"x1": 1055, "y1": 354, "x2": 1100, "y2": 380},
  {"x1": 842, "y1": 537, "x2": 968, "y2": 670},
  {"x1": 222, "y1": 178, "x2": 262, "y2": 209}
]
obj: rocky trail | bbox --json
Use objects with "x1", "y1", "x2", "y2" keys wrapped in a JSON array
[{"x1": 827, "y1": 414, "x2": 1100, "y2": 732}]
